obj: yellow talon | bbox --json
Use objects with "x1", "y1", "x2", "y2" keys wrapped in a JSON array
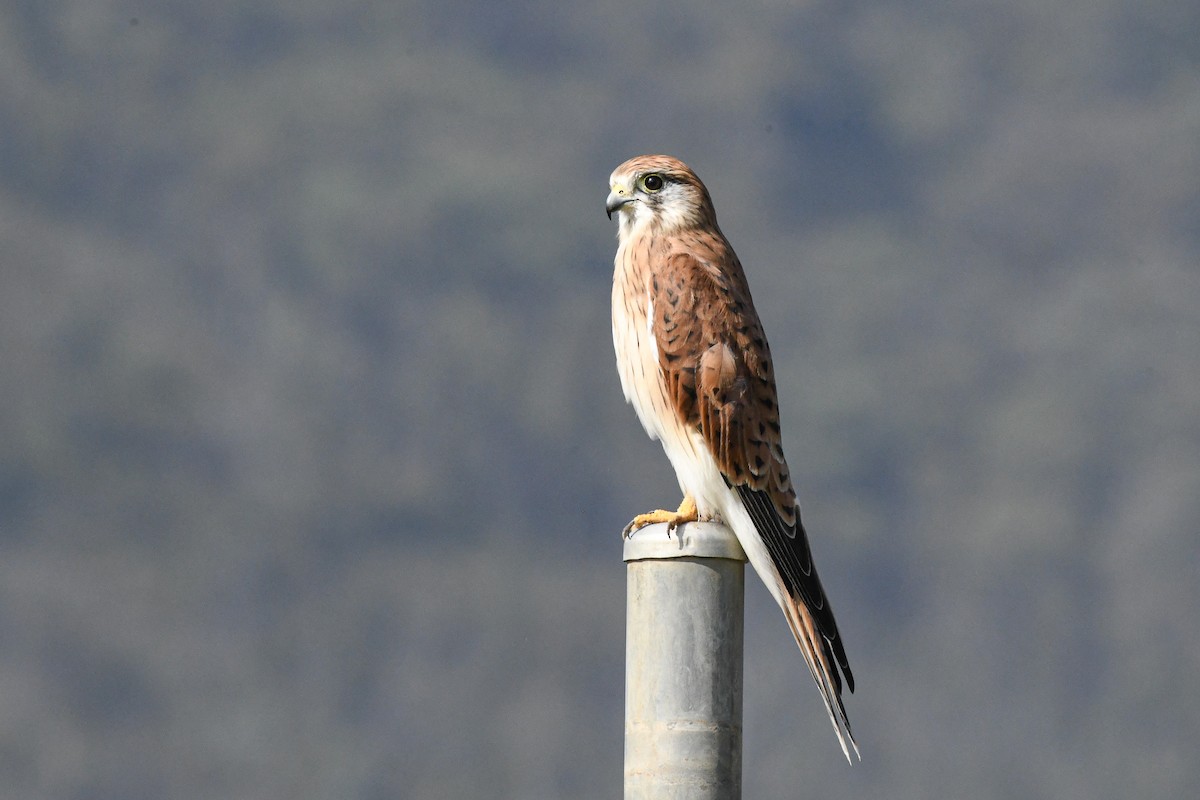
[{"x1": 622, "y1": 494, "x2": 700, "y2": 538}]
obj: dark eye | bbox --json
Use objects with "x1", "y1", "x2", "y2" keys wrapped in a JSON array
[{"x1": 642, "y1": 174, "x2": 664, "y2": 192}]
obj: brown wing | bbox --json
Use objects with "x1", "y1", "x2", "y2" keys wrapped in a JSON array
[{"x1": 651, "y1": 246, "x2": 854, "y2": 693}]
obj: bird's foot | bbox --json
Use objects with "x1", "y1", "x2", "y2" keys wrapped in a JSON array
[{"x1": 622, "y1": 495, "x2": 699, "y2": 538}]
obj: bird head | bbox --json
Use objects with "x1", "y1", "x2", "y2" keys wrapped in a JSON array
[{"x1": 606, "y1": 155, "x2": 717, "y2": 240}]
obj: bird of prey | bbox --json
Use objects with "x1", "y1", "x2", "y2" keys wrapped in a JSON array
[{"x1": 606, "y1": 154, "x2": 858, "y2": 761}]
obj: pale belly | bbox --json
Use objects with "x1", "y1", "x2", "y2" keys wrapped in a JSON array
[{"x1": 611, "y1": 258, "x2": 729, "y2": 520}]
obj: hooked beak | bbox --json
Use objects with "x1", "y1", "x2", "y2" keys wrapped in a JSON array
[{"x1": 606, "y1": 185, "x2": 633, "y2": 219}]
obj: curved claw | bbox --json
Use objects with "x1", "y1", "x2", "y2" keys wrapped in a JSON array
[{"x1": 620, "y1": 495, "x2": 700, "y2": 539}]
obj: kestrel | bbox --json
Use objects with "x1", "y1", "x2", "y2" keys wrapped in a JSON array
[{"x1": 606, "y1": 155, "x2": 858, "y2": 760}]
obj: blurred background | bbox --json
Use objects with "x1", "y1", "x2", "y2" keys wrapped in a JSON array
[{"x1": 3, "y1": 1, "x2": 1199, "y2": 798}]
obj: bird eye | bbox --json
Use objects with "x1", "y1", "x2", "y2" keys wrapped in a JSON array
[{"x1": 641, "y1": 174, "x2": 664, "y2": 192}]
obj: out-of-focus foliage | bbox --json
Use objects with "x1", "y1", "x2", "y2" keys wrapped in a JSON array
[{"x1": 1, "y1": 1, "x2": 1198, "y2": 797}]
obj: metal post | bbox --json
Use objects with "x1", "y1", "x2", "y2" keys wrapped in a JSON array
[{"x1": 624, "y1": 521, "x2": 747, "y2": 800}]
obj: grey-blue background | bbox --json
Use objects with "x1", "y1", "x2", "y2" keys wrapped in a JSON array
[{"x1": 3, "y1": 2, "x2": 1198, "y2": 797}]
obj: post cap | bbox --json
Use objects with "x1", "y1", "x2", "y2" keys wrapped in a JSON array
[{"x1": 622, "y1": 521, "x2": 747, "y2": 563}]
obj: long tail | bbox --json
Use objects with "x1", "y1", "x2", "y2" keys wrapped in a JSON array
[
  {"x1": 780, "y1": 596, "x2": 860, "y2": 762},
  {"x1": 719, "y1": 487, "x2": 859, "y2": 760}
]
